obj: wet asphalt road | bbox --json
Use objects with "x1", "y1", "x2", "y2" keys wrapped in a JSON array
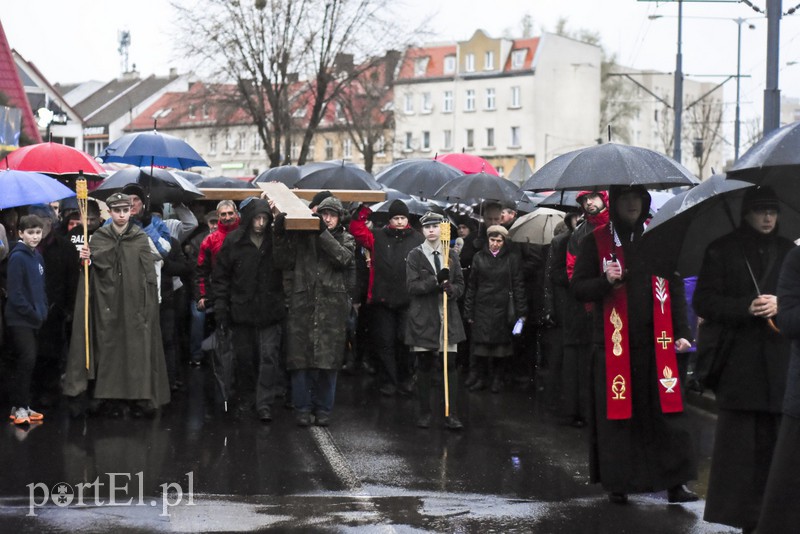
[{"x1": 0, "y1": 364, "x2": 737, "y2": 533}]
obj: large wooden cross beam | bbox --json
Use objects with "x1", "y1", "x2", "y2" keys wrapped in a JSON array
[{"x1": 199, "y1": 183, "x2": 385, "y2": 230}]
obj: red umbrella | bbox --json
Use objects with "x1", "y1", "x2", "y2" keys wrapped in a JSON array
[
  {"x1": 0, "y1": 142, "x2": 105, "y2": 178},
  {"x1": 434, "y1": 153, "x2": 499, "y2": 176}
]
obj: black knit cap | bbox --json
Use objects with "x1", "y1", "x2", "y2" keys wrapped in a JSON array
[
  {"x1": 742, "y1": 185, "x2": 780, "y2": 214},
  {"x1": 387, "y1": 199, "x2": 409, "y2": 218},
  {"x1": 309, "y1": 190, "x2": 333, "y2": 209}
]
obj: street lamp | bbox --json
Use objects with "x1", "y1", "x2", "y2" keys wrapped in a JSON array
[{"x1": 648, "y1": 13, "x2": 758, "y2": 161}]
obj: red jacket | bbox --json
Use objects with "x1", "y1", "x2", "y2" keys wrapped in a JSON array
[{"x1": 195, "y1": 218, "x2": 239, "y2": 300}]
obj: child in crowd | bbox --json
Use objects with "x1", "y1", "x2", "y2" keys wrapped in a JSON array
[{"x1": 5, "y1": 215, "x2": 48, "y2": 425}]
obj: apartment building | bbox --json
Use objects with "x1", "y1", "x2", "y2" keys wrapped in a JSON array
[{"x1": 392, "y1": 30, "x2": 602, "y2": 180}]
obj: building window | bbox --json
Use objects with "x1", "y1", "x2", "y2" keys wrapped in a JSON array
[
  {"x1": 466, "y1": 129, "x2": 474, "y2": 149},
  {"x1": 414, "y1": 57, "x2": 429, "y2": 77},
  {"x1": 335, "y1": 102, "x2": 346, "y2": 121},
  {"x1": 465, "y1": 53, "x2": 475, "y2": 72},
  {"x1": 404, "y1": 132, "x2": 413, "y2": 151},
  {"x1": 443, "y1": 129, "x2": 452, "y2": 150},
  {"x1": 421, "y1": 131, "x2": 430, "y2": 151},
  {"x1": 188, "y1": 104, "x2": 196, "y2": 119},
  {"x1": 510, "y1": 126, "x2": 520, "y2": 147},
  {"x1": 422, "y1": 92, "x2": 432, "y2": 113},
  {"x1": 511, "y1": 50, "x2": 526, "y2": 69},
  {"x1": 444, "y1": 55, "x2": 456, "y2": 74},
  {"x1": 443, "y1": 90, "x2": 453, "y2": 113},
  {"x1": 486, "y1": 127, "x2": 495, "y2": 148},
  {"x1": 202, "y1": 103, "x2": 209, "y2": 118},
  {"x1": 404, "y1": 93, "x2": 414, "y2": 114},
  {"x1": 209, "y1": 133, "x2": 217, "y2": 155},
  {"x1": 510, "y1": 86, "x2": 521, "y2": 108},
  {"x1": 237, "y1": 132, "x2": 247, "y2": 153},
  {"x1": 485, "y1": 88, "x2": 496, "y2": 110},
  {"x1": 290, "y1": 140, "x2": 299, "y2": 161},
  {"x1": 376, "y1": 135, "x2": 386, "y2": 156},
  {"x1": 325, "y1": 139, "x2": 334, "y2": 160},
  {"x1": 224, "y1": 131, "x2": 234, "y2": 153},
  {"x1": 465, "y1": 89, "x2": 475, "y2": 112},
  {"x1": 343, "y1": 138, "x2": 352, "y2": 159},
  {"x1": 252, "y1": 132, "x2": 261, "y2": 153},
  {"x1": 484, "y1": 51, "x2": 494, "y2": 70}
]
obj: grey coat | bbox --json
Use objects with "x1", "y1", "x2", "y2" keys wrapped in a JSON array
[
  {"x1": 274, "y1": 226, "x2": 356, "y2": 370},
  {"x1": 404, "y1": 245, "x2": 466, "y2": 350}
]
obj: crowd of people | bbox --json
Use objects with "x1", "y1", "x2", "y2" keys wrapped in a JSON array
[{"x1": 1, "y1": 180, "x2": 799, "y2": 532}]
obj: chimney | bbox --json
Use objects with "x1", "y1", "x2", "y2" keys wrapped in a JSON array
[
  {"x1": 383, "y1": 50, "x2": 402, "y2": 86},
  {"x1": 169, "y1": 67, "x2": 178, "y2": 79},
  {"x1": 334, "y1": 53, "x2": 354, "y2": 75}
]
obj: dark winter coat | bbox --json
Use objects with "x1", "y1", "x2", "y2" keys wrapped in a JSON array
[
  {"x1": 571, "y1": 191, "x2": 696, "y2": 494},
  {"x1": 274, "y1": 220, "x2": 356, "y2": 371},
  {"x1": 38, "y1": 231, "x2": 79, "y2": 321},
  {"x1": 464, "y1": 243, "x2": 528, "y2": 345},
  {"x1": 64, "y1": 223, "x2": 170, "y2": 406},
  {"x1": 212, "y1": 199, "x2": 286, "y2": 328},
  {"x1": 545, "y1": 230, "x2": 571, "y2": 326},
  {"x1": 4, "y1": 242, "x2": 48, "y2": 329},
  {"x1": 404, "y1": 244, "x2": 466, "y2": 349},
  {"x1": 776, "y1": 246, "x2": 800, "y2": 418},
  {"x1": 693, "y1": 224, "x2": 793, "y2": 412}
]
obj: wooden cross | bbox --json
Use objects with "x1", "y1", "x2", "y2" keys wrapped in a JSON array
[{"x1": 199, "y1": 183, "x2": 385, "y2": 230}]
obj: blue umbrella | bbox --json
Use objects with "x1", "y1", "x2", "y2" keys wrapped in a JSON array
[
  {"x1": 0, "y1": 169, "x2": 75, "y2": 209},
  {"x1": 99, "y1": 130, "x2": 209, "y2": 169}
]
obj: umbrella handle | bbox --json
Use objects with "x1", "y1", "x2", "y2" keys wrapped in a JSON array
[{"x1": 768, "y1": 318, "x2": 780, "y2": 334}]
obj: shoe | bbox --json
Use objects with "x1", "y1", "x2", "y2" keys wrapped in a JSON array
[
  {"x1": 26, "y1": 407, "x2": 44, "y2": 421},
  {"x1": 314, "y1": 413, "x2": 330, "y2": 427},
  {"x1": 8, "y1": 407, "x2": 17, "y2": 421},
  {"x1": 296, "y1": 412, "x2": 312, "y2": 427},
  {"x1": 464, "y1": 372, "x2": 479, "y2": 387},
  {"x1": 571, "y1": 417, "x2": 586, "y2": 429},
  {"x1": 258, "y1": 407, "x2": 272, "y2": 423},
  {"x1": 416, "y1": 413, "x2": 432, "y2": 429},
  {"x1": 11, "y1": 407, "x2": 30, "y2": 425},
  {"x1": 608, "y1": 492, "x2": 628, "y2": 504},
  {"x1": 130, "y1": 400, "x2": 156, "y2": 418},
  {"x1": 379, "y1": 384, "x2": 397, "y2": 397},
  {"x1": 468, "y1": 379, "x2": 487, "y2": 392},
  {"x1": 667, "y1": 484, "x2": 699, "y2": 503},
  {"x1": 490, "y1": 376, "x2": 502, "y2": 394},
  {"x1": 444, "y1": 416, "x2": 464, "y2": 430}
]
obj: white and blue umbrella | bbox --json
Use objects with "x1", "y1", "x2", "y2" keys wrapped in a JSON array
[
  {"x1": 99, "y1": 130, "x2": 209, "y2": 170},
  {"x1": 0, "y1": 169, "x2": 75, "y2": 209}
]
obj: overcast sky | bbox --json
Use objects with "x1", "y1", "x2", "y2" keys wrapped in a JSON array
[{"x1": 3, "y1": 0, "x2": 800, "y2": 153}]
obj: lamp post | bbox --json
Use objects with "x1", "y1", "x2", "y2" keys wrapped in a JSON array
[
  {"x1": 649, "y1": 13, "x2": 757, "y2": 161},
  {"x1": 673, "y1": 0, "x2": 684, "y2": 163}
]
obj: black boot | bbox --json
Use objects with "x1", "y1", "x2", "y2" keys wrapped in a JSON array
[{"x1": 667, "y1": 484, "x2": 698, "y2": 503}]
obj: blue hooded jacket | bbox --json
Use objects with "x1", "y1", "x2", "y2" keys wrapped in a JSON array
[{"x1": 4, "y1": 241, "x2": 48, "y2": 328}]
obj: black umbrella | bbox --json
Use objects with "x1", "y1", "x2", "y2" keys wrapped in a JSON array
[
  {"x1": 91, "y1": 167, "x2": 205, "y2": 204},
  {"x1": 293, "y1": 161, "x2": 380, "y2": 190},
  {"x1": 174, "y1": 170, "x2": 205, "y2": 185},
  {"x1": 252, "y1": 165, "x2": 304, "y2": 187},
  {"x1": 520, "y1": 143, "x2": 699, "y2": 192},
  {"x1": 728, "y1": 121, "x2": 800, "y2": 183},
  {"x1": 514, "y1": 191, "x2": 553, "y2": 214},
  {"x1": 196, "y1": 176, "x2": 256, "y2": 189},
  {"x1": 375, "y1": 158, "x2": 464, "y2": 198},
  {"x1": 639, "y1": 175, "x2": 800, "y2": 277},
  {"x1": 537, "y1": 190, "x2": 582, "y2": 211},
  {"x1": 432, "y1": 171, "x2": 519, "y2": 204},
  {"x1": 370, "y1": 196, "x2": 432, "y2": 217}
]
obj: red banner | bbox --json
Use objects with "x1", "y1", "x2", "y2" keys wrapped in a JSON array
[{"x1": 651, "y1": 276, "x2": 684, "y2": 413}]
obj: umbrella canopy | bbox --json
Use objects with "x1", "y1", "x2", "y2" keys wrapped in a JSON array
[
  {"x1": 91, "y1": 167, "x2": 204, "y2": 204},
  {"x1": 195, "y1": 176, "x2": 256, "y2": 189},
  {"x1": 432, "y1": 171, "x2": 518, "y2": 204},
  {"x1": 369, "y1": 196, "x2": 433, "y2": 217},
  {"x1": 99, "y1": 130, "x2": 209, "y2": 169},
  {"x1": 515, "y1": 191, "x2": 553, "y2": 214},
  {"x1": 253, "y1": 165, "x2": 304, "y2": 187},
  {"x1": 375, "y1": 158, "x2": 464, "y2": 198},
  {"x1": 0, "y1": 169, "x2": 76, "y2": 209},
  {"x1": 728, "y1": 120, "x2": 800, "y2": 181},
  {"x1": 0, "y1": 142, "x2": 105, "y2": 178},
  {"x1": 537, "y1": 190, "x2": 582, "y2": 211},
  {"x1": 639, "y1": 175, "x2": 800, "y2": 277},
  {"x1": 508, "y1": 207, "x2": 566, "y2": 245},
  {"x1": 174, "y1": 170, "x2": 206, "y2": 185},
  {"x1": 435, "y1": 153, "x2": 499, "y2": 176},
  {"x1": 293, "y1": 161, "x2": 380, "y2": 190},
  {"x1": 520, "y1": 143, "x2": 699, "y2": 192}
]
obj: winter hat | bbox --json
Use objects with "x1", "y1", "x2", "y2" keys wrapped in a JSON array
[
  {"x1": 121, "y1": 183, "x2": 145, "y2": 200},
  {"x1": 387, "y1": 199, "x2": 410, "y2": 219},
  {"x1": 419, "y1": 211, "x2": 446, "y2": 226},
  {"x1": 309, "y1": 190, "x2": 333, "y2": 210},
  {"x1": 316, "y1": 195, "x2": 344, "y2": 216},
  {"x1": 486, "y1": 225, "x2": 509, "y2": 239},
  {"x1": 742, "y1": 185, "x2": 779, "y2": 214},
  {"x1": 576, "y1": 190, "x2": 609, "y2": 207}
]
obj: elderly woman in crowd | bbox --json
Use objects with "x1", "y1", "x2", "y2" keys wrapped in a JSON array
[{"x1": 463, "y1": 225, "x2": 527, "y2": 393}]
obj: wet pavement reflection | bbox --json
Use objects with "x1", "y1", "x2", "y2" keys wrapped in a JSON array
[{"x1": 0, "y1": 364, "x2": 736, "y2": 532}]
